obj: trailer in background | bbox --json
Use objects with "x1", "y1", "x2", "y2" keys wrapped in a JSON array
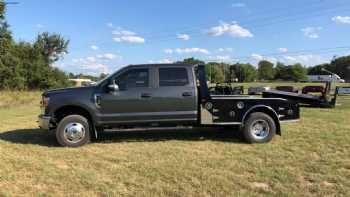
[
  {"x1": 263, "y1": 82, "x2": 339, "y2": 108},
  {"x1": 306, "y1": 75, "x2": 345, "y2": 83},
  {"x1": 338, "y1": 87, "x2": 350, "y2": 95}
]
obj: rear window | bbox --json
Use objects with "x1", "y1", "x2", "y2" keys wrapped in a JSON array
[{"x1": 159, "y1": 68, "x2": 189, "y2": 86}]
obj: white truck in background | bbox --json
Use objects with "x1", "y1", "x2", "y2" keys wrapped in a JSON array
[{"x1": 307, "y1": 75, "x2": 345, "y2": 83}]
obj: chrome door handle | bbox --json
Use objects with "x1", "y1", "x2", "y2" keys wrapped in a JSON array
[
  {"x1": 141, "y1": 93, "x2": 152, "y2": 98},
  {"x1": 182, "y1": 92, "x2": 193, "y2": 97}
]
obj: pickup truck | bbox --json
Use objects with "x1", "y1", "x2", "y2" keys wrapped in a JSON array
[{"x1": 39, "y1": 64, "x2": 300, "y2": 147}]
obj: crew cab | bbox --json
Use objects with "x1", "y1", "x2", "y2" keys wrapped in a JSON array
[{"x1": 39, "y1": 64, "x2": 300, "y2": 147}]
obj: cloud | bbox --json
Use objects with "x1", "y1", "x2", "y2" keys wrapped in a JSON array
[
  {"x1": 208, "y1": 22, "x2": 253, "y2": 38},
  {"x1": 332, "y1": 16, "x2": 350, "y2": 24},
  {"x1": 301, "y1": 27, "x2": 322, "y2": 39},
  {"x1": 112, "y1": 27, "x2": 145, "y2": 44},
  {"x1": 114, "y1": 36, "x2": 145, "y2": 44},
  {"x1": 232, "y1": 3, "x2": 246, "y2": 8},
  {"x1": 175, "y1": 48, "x2": 210, "y2": 54},
  {"x1": 215, "y1": 55, "x2": 231, "y2": 61},
  {"x1": 97, "y1": 53, "x2": 120, "y2": 60},
  {"x1": 251, "y1": 53, "x2": 263, "y2": 61},
  {"x1": 107, "y1": 23, "x2": 114, "y2": 28},
  {"x1": 176, "y1": 34, "x2": 190, "y2": 40},
  {"x1": 86, "y1": 56, "x2": 96, "y2": 62},
  {"x1": 278, "y1": 48, "x2": 288, "y2": 53},
  {"x1": 112, "y1": 30, "x2": 136, "y2": 36},
  {"x1": 217, "y1": 48, "x2": 233, "y2": 53},
  {"x1": 283, "y1": 56, "x2": 296, "y2": 61},
  {"x1": 70, "y1": 57, "x2": 111, "y2": 74},
  {"x1": 90, "y1": 45, "x2": 99, "y2": 50},
  {"x1": 164, "y1": 49, "x2": 173, "y2": 54},
  {"x1": 36, "y1": 24, "x2": 44, "y2": 28},
  {"x1": 282, "y1": 54, "x2": 327, "y2": 66},
  {"x1": 250, "y1": 53, "x2": 277, "y2": 64}
]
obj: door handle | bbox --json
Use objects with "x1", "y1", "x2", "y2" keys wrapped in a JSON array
[
  {"x1": 141, "y1": 93, "x2": 152, "y2": 98},
  {"x1": 182, "y1": 92, "x2": 193, "y2": 97}
]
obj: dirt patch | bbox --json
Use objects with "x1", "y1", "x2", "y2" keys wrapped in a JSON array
[
  {"x1": 298, "y1": 176, "x2": 314, "y2": 186},
  {"x1": 251, "y1": 182, "x2": 269, "y2": 190},
  {"x1": 320, "y1": 181, "x2": 334, "y2": 187},
  {"x1": 55, "y1": 160, "x2": 70, "y2": 170}
]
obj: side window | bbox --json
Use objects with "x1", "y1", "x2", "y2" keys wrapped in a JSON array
[
  {"x1": 159, "y1": 67, "x2": 189, "y2": 87},
  {"x1": 115, "y1": 68, "x2": 149, "y2": 90}
]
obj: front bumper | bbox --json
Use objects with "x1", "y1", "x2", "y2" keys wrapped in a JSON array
[{"x1": 38, "y1": 115, "x2": 52, "y2": 130}]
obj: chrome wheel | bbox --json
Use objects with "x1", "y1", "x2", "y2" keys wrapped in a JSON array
[
  {"x1": 250, "y1": 119, "x2": 270, "y2": 140},
  {"x1": 63, "y1": 122, "x2": 86, "y2": 143}
]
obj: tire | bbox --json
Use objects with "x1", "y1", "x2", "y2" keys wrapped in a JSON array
[
  {"x1": 242, "y1": 112, "x2": 276, "y2": 143},
  {"x1": 56, "y1": 115, "x2": 91, "y2": 147}
]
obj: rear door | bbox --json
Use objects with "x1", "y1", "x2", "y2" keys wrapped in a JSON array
[{"x1": 150, "y1": 66, "x2": 198, "y2": 122}]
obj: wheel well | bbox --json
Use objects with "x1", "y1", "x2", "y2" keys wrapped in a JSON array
[
  {"x1": 54, "y1": 106, "x2": 93, "y2": 127},
  {"x1": 243, "y1": 107, "x2": 281, "y2": 135}
]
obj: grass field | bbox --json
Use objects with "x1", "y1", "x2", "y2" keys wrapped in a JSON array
[{"x1": 0, "y1": 85, "x2": 350, "y2": 196}]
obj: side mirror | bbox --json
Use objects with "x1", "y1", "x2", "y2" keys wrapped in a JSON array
[{"x1": 108, "y1": 82, "x2": 119, "y2": 92}]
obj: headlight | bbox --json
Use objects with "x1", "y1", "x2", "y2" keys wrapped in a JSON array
[{"x1": 40, "y1": 97, "x2": 50, "y2": 108}]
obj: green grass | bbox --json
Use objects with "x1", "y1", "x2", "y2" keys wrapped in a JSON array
[
  {"x1": 0, "y1": 87, "x2": 350, "y2": 196},
  {"x1": 0, "y1": 91, "x2": 41, "y2": 109}
]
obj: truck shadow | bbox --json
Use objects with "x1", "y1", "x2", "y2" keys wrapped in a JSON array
[
  {"x1": 0, "y1": 129, "x2": 57, "y2": 147},
  {"x1": 96, "y1": 127, "x2": 244, "y2": 144},
  {"x1": 0, "y1": 127, "x2": 244, "y2": 147}
]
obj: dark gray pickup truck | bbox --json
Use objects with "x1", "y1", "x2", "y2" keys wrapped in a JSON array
[{"x1": 39, "y1": 64, "x2": 300, "y2": 147}]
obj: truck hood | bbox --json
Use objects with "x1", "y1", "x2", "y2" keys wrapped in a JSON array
[{"x1": 43, "y1": 86, "x2": 96, "y2": 97}]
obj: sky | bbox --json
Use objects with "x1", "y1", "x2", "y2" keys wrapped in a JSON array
[{"x1": 5, "y1": 0, "x2": 350, "y2": 75}]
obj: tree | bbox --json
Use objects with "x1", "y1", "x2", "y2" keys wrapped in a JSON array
[
  {"x1": 231, "y1": 63, "x2": 257, "y2": 82},
  {"x1": 0, "y1": 53, "x2": 25, "y2": 89},
  {"x1": 177, "y1": 57, "x2": 204, "y2": 65},
  {"x1": 0, "y1": 4, "x2": 71, "y2": 90},
  {"x1": 205, "y1": 62, "x2": 225, "y2": 83},
  {"x1": 331, "y1": 55, "x2": 350, "y2": 82},
  {"x1": 34, "y1": 32, "x2": 69, "y2": 64},
  {"x1": 290, "y1": 63, "x2": 307, "y2": 82},
  {"x1": 0, "y1": 1, "x2": 12, "y2": 56},
  {"x1": 258, "y1": 60, "x2": 275, "y2": 80},
  {"x1": 99, "y1": 73, "x2": 108, "y2": 80},
  {"x1": 0, "y1": 1, "x2": 5, "y2": 20},
  {"x1": 274, "y1": 62, "x2": 307, "y2": 82},
  {"x1": 227, "y1": 64, "x2": 237, "y2": 82},
  {"x1": 274, "y1": 62, "x2": 286, "y2": 80}
]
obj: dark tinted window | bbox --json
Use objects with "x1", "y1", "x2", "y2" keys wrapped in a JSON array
[
  {"x1": 159, "y1": 68, "x2": 189, "y2": 86},
  {"x1": 115, "y1": 69, "x2": 149, "y2": 90}
]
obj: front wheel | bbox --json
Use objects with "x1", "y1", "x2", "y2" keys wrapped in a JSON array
[
  {"x1": 242, "y1": 112, "x2": 276, "y2": 143},
  {"x1": 56, "y1": 115, "x2": 91, "y2": 147}
]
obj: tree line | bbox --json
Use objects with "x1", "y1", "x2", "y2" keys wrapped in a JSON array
[
  {"x1": 0, "y1": 1, "x2": 71, "y2": 90},
  {"x1": 178, "y1": 57, "x2": 350, "y2": 83}
]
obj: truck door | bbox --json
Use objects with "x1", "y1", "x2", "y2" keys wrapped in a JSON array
[
  {"x1": 150, "y1": 66, "x2": 198, "y2": 122},
  {"x1": 99, "y1": 67, "x2": 157, "y2": 123}
]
